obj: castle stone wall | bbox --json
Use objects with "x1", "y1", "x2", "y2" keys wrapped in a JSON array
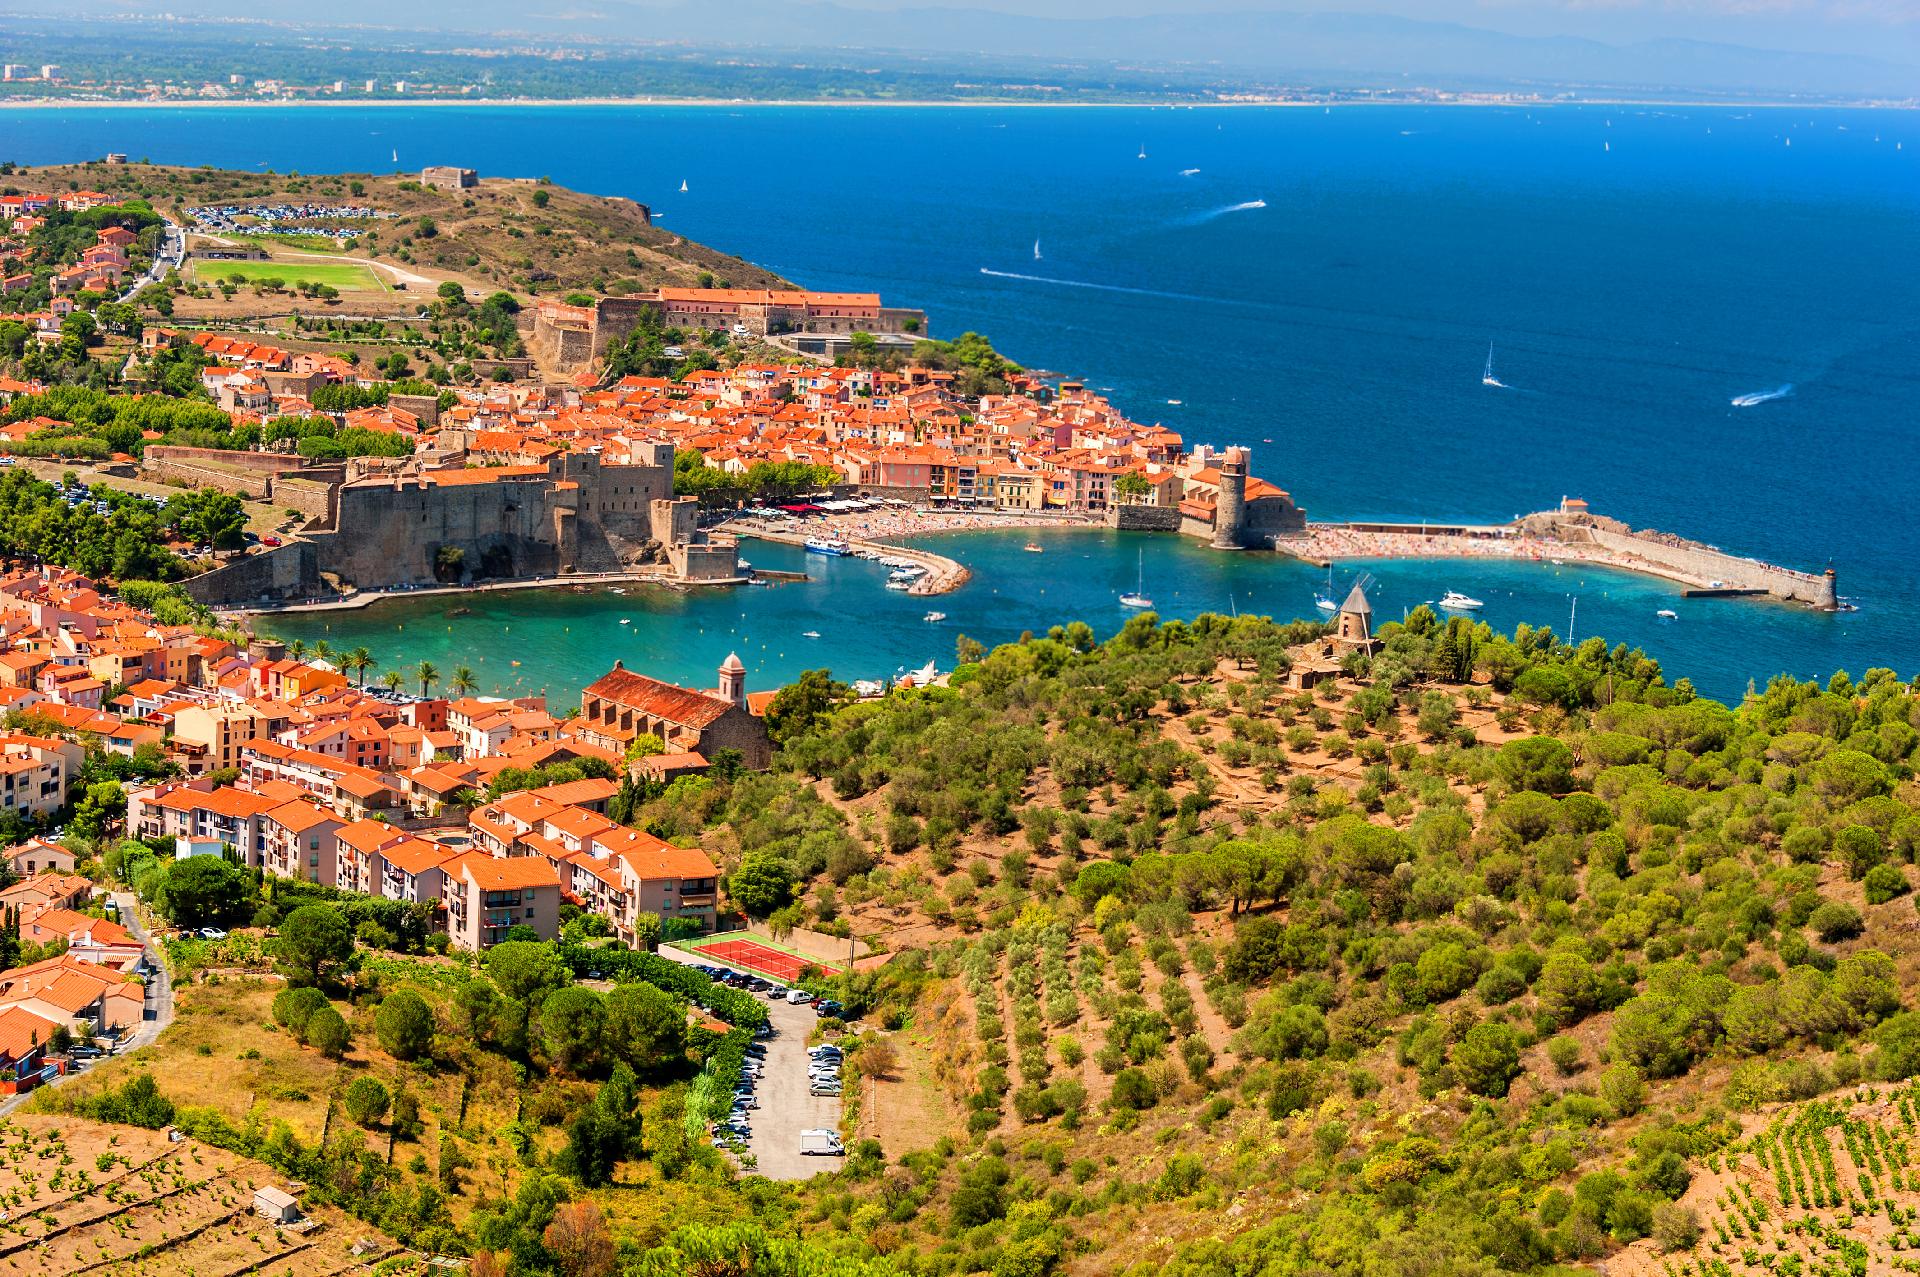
[{"x1": 181, "y1": 541, "x2": 318, "y2": 607}]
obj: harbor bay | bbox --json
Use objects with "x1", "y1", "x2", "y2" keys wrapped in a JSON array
[
  {"x1": 260, "y1": 525, "x2": 1868, "y2": 704},
  {"x1": 10, "y1": 102, "x2": 1915, "y2": 691}
]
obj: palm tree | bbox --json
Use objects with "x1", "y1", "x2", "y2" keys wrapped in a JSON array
[
  {"x1": 285, "y1": 638, "x2": 307, "y2": 662},
  {"x1": 416, "y1": 660, "x2": 439, "y2": 698},
  {"x1": 312, "y1": 639, "x2": 337, "y2": 669},
  {"x1": 450, "y1": 665, "x2": 478, "y2": 697},
  {"x1": 347, "y1": 646, "x2": 374, "y2": 687},
  {"x1": 381, "y1": 670, "x2": 405, "y2": 695}
]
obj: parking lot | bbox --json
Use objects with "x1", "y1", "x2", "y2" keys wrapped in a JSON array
[
  {"x1": 659, "y1": 947, "x2": 848, "y2": 1178},
  {"x1": 741, "y1": 997, "x2": 846, "y2": 1179}
]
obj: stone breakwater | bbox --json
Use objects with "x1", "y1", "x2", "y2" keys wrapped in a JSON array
[{"x1": 1281, "y1": 506, "x2": 1840, "y2": 611}]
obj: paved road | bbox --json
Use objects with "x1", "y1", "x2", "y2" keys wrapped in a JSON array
[
  {"x1": 113, "y1": 891, "x2": 175, "y2": 1053},
  {"x1": 118, "y1": 220, "x2": 183, "y2": 303},
  {"x1": 0, "y1": 890, "x2": 174, "y2": 1116}
]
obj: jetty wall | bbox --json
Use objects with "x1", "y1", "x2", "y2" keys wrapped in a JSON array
[{"x1": 1580, "y1": 526, "x2": 1837, "y2": 608}]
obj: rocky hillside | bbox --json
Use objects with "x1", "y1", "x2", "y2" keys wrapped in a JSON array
[
  {"x1": 16, "y1": 159, "x2": 788, "y2": 296},
  {"x1": 644, "y1": 610, "x2": 1920, "y2": 1275}
]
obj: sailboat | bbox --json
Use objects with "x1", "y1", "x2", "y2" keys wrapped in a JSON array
[
  {"x1": 1119, "y1": 549, "x2": 1153, "y2": 609},
  {"x1": 1314, "y1": 563, "x2": 1338, "y2": 613},
  {"x1": 1033, "y1": 239, "x2": 1041, "y2": 261},
  {"x1": 1137, "y1": 143, "x2": 1147, "y2": 160},
  {"x1": 1482, "y1": 343, "x2": 1507, "y2": 389},
  {"x1": 679, "y1": 179, "x2": 688, "y2": 192},
  {"x1": 391, "y1": 148, "x2": 398, "y2": 164}
]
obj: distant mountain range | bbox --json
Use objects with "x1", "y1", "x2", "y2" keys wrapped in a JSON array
[{"x1": 17, "y1": 1, "x2": 1920, "y2": 99}]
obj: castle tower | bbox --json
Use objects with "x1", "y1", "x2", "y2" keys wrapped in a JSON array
[
  {"x1": 1211, "y1": 447, "x2": 1248, "y2": 550},
  {"x1": 718, "y1": 652, "x2": 747, "y2": 709}
]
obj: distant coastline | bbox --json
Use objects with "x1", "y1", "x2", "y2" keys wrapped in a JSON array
[{"x1": 0, "y1": 96, "x2": 1910, "y2": 112}]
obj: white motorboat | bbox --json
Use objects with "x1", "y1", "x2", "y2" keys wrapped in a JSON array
[
  {"x1": 923, "y1": 611, "x2": 946, "y2": 623},
  {"x1": 802, "y1": 630, "x2": 821, "y2": 638},
  {"x1": 1438, "y1": 590, "x2": 1484, "y2": 611},
  {"x1": 885, "y1": 579, "x2": 913, "y2": 591},
  {"x1": 805, "y1": 538, "x2": 852, "y2": 556},
  {"x1": 1656, "y1": 609, "x2": 1678, "y2": 621}
]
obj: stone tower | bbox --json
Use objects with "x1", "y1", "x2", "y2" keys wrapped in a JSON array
[
  {"x1": 1210, "y1": 447, "x2": 1249, "y2": 550},
  {"x1": 718, "y1": 652, "x2": 747, "y2": 709},
  {"x1": 1333, "y1": 582, "x2": 1382, "y2": 655}
]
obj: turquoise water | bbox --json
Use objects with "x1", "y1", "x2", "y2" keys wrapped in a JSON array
[
  {"x1": 261, "y1": 528, "x2": 1844, "y2": 704},
  {"x1": 8, "y1": 104, "x2": 1916, "y2": 697}
]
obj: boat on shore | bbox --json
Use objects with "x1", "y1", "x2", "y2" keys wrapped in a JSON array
[
  {"x1": 1439, "y1": 590, "x2": 1484, "y2": 611},
  {"x1": 805, "y1": 537, "x2": 852, "y2": 556}
]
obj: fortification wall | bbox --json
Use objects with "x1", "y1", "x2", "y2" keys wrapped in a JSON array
[
  {"x1": 143, "y1": 458, "x2": 271, "y2": 499},
  {"x1": 1107, "y1": 505, "x2": 1181, "y2": 532},
  {"x1": 1244, "y1": 495, "x2": 1308, "y2": 538},
  {"x1": 181, "y1": 541, "x2": 318, "y2": 607},
  {"x1": 144, "y1": 447, "x2": 311, "y2": 476},
  {"x1": 319, "y1": 478, "x2": 562, "y2": 588},
  {"x1": 271, "y1": 476, "x2": 336, "y2": 526},
  {"x1": 590, "y1": 298, "x2": 661, "y2": 357}
]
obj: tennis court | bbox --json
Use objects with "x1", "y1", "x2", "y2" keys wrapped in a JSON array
[{"x1": 688, "y1": 936, "x2": 839, "y2": 982}]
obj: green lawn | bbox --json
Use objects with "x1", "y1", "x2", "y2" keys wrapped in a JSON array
[{"x1": 192, "y1": 258, "x2": 387, "y2": 292}]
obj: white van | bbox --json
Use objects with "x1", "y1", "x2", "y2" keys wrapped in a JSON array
[
  {"x1": 799, "y1": 1129, "x2": 845, "y2": 1156},
  {"x1": 786, "y1": 988, "x2": 812, "y2": 1005}
]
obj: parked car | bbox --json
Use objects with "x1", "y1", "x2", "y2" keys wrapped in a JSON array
[
  {"x1": 786, "y1": 988, "x2": 814, "y2": 1005},
  {"x1": 198, "y1": 928, "x2": 228, "y2": 940}
]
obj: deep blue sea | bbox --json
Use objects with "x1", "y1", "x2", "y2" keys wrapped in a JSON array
[{"x1": 7, "y1": 104, "x2": 1917, "y2": 701}]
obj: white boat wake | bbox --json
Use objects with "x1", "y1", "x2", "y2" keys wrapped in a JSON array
[
  {"x1": 1185, "y1": 199, "x2": 1267, "y2": 224},
  {"x1": 979, "y1": 267, "x2": 1214, "y2": 305},
  {"x1": 1731, "y1": 383, "x2": 1794, "y2": 408}
]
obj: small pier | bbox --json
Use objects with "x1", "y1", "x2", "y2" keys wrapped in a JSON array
[{"x1": 736, "y1": 529, "x2": 970, "y2": 596}]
